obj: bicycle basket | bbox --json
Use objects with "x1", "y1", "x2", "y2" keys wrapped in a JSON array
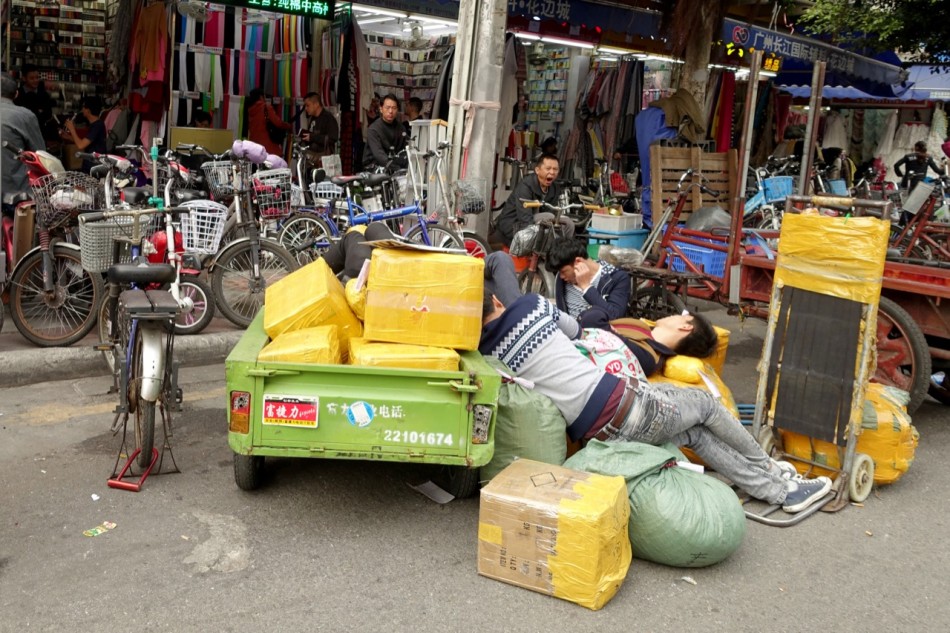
[
  {"x1": 252, "y1": 168, "x2": 293, "y2": 219},
  {"x1": 453, "y1": 178, "x2": 488, "y2": 215},
  {"x1": 763, "y1": 176, "x2": 794, "y2": 203},
  {"x1": 32, "y1": 172, "x2": 102, "y2": 229},
  {"x1": 78, "y1": 214, "x2": 135, "y2": 273},
  {"x1": 509, "y1": 224, "x2": 540, "y2": 257},
  {"x1": 311, "y1": 181, "x2": 345, "y2": 202},
  {"x1": 201, "y1": 160, "x2": 250, "y2": 200},
  {"x1": 179, "y1": 200, "x2": 229, "y2": 254}
]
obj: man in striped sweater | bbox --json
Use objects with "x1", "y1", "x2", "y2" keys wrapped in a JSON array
[{"x1": 479, "y1": 291, "x2": 833, "y2": 514}]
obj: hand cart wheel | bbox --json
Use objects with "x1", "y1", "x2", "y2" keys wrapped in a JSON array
[{"x1": 848, "y1": 452, "x2": 875, "y2": 503}]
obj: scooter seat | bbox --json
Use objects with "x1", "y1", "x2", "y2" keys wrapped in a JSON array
[
  {"x1": 122, "y1": 187, "x2": 152, "y2": 206},
  {"x1": 106, "y1": 262, "x2": 177, "y2": 286},
  {"x1": 171, "y1": 189, "x2": 207, "y2": 203},
  {"x1": 119, "y1": 288, "x2": 180, "y2": 318}
]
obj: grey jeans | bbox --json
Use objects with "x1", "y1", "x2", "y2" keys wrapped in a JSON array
[{"x1": 606, "y1": 381, "x2": 788, "y2": 504}]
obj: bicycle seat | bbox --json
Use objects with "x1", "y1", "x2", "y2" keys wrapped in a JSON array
[
  {"x1": 121, "y1": 187, "x2": 152, "y2": 206},
  {"x1": 106, "y1": 263, "x2": 177, "y2": 286},
  {"x1": 171, "y1": 189, "x2": 207, "y2": 203},
  {"x1": 330, "y1": 174, "x2": 365, "y2": 186}
]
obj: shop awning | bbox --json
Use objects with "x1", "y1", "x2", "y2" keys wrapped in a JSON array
[
  {"x1": 907, "y1": 65, "x2": 950, "y2": 101},
  {"x1": 722, "y1": 18, "x2": 910, "y2": 97},
  {"x1": 778, "y1": 84, "x2": 921, "y2": 103}
]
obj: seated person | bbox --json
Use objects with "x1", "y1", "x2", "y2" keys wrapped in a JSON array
[
  {"x1": 546, "y1": 237, "x2": 631, "y2": 328},
  {"x1": 494, "y1": 153, "x2": 574, "y2": 247},
  {"x1": 479, "y1": 289, "x2": 833, "y2": 514},
  {"x1": 191, "y1": 109, "x2": 212, "y2": 128}
]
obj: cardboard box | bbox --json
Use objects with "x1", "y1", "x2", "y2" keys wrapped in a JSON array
[
  {"x1": 258, "y1": 325, "x2": 341, "y2": 365},
  {"x1": 477, "y1": 459, "x2": 631, "y2": 610},
  {"x1": 263, "y1": 258, "x2": 362, "y2": 344},
  {"x1": 364, "y1": 249, "x2": 484, "y2": 350},
  {"x1": 348, "y1": 338, "x2": 459, "y2": 371}
]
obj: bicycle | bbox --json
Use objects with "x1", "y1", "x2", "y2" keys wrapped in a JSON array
[
  {"x1": 512, "y1": 199, "x2": 598, "y2": 297},
  {"x1": 888, "y1": 176, "x2": 950, "y2": 262},
  {"x1": 80, "y1": 206, "x2": 188, "y2": 472}
]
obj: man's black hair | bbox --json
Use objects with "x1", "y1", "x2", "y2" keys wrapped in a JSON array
[
  {"x1": 407, "y1": 96, "x2": 423, "y2": 113},
  {"x1": 381, "y1": 93, "x2": 400, "y2": 109},
  {"x1": 82, "y1": 94, "x2": 103, "y2": 115},
  {"x1": 675, "y1": 312, "x2": 718, "y2": 358},
  {"x1": 535, "y1": 152, "x2": 559, "y2": 167},
  {"x1": 482, "y1": 287, "x2": 496, "y2": 320},
  {"x1": 21, "y1": 63, "x2": 38, "y2": 75},
  {"x1": 545, "y1": 237, "x2": 589, "y2": 273},
  {"x1": 914, "y1": 140, "x2": 927, "y2": 153},
  {"x1": 192, "y1": 109, "x2": 212, "y2": 125},
  {"x1": 304, "y1": 91, "x2": 323, "y2": 106}
]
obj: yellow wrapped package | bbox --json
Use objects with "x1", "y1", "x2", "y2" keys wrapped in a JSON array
[
  {"x1": 345, "y1": 278, "x2": 367, "y2": 320},
  {"x1": 477, "y1": 459, "x2": 631, "y2": 610},
  {"x1": 348, "y1": 338, "x2": 460, "y2": 371},
  {"x1": 263, "y1": 258, "x2": 362, "y2": 343},
  {"x1": 258, "y1": 325, "x2": 341, "y2": 365},
  {"x1": 364, "y1": 249, "x2": 484, "y2": 350},
  {"x1": 780, "y1": 383, "x2": 919, "y2": 485}
]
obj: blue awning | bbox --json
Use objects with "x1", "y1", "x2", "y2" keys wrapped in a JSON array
[
  {"x1": 907, "y1": 65, "x2": 950, "y2": 101},
  {"x1": 722, "y1": 18, "x2": 910, "y2": 97},
  {"x1": 778, "y1": 84, "x2": 923, "y2": 103}
]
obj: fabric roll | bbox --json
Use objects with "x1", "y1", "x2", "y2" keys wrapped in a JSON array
[{"x1": 195, "y1": 52, "x2": 211, "y2": 93}]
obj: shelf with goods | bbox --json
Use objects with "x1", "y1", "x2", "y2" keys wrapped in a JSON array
[
  {"x1": 5, "y1": 0, "x2": 109, "y2": 113},
  {"x1": 525, "y1": 47, "x2": 571, "y2": 128},
  {"x1": 365, "y1": 33, "x2": 454, "y2": 113}
]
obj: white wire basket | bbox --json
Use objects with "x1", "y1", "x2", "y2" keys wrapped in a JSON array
[
  {"x1": 178, "y1": 200, "x2": 229, "y2": 255},
  {"x1": 310, "y1": 181, "x2": 345, "y2": 202},
  {"x1": 453, "y1": 178, "x2": 488, "y2": 215},
  {"x1": 253, "y1": 168, "x2": 293, "y2": 218},
  {"x1": 32, "y1": 172, "x2": 102, "y2": 229},
  {"x1": 201, "y1": 160, "x2": 250, "y2": 201}
]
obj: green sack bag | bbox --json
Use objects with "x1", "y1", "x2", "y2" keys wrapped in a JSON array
[
  {"x1": 480, "y1": 357, "x2": 567, "y2": 482},
  {"x1": 565, "y1": 440, "x2": 746, "y2": 568}
]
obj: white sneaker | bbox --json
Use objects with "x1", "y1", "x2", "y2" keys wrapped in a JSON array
[{"x1": 773, "y1": 460, "x2": 799, "y2": 479}]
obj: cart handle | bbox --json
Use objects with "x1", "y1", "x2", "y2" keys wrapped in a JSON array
[{"x1": 427, "y1": 380, "x2": 479, "y2": 393}]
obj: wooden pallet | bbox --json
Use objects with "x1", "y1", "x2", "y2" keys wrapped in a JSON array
[{"x1": 650, "y1": 146, "x2": 737, "y2": 220}]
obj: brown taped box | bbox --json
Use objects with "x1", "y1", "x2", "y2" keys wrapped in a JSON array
[{"x1": 476, "y1": 459, "x2": 631, "y2": 610}]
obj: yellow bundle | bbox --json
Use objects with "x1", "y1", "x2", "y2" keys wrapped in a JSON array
[
  {"x1": 345, "y1": 278, "x2": 367, "y2": 320},
  {"x1": 258, "y1": 325, "x2": 342, "y2": 365},
  {"x1": 348, "y1": 338, "x2": 460, "y2": 371},
  {"x1": 363, "y1": 249, "x2": 484, "y2": 350},
  {"x1": 263, "y1": 258, "x2": 362, "y2": 343}
]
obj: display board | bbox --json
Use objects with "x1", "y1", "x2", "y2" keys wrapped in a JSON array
[{"x1": 366, "y1": 33, "x2": 454, "y2": 114}]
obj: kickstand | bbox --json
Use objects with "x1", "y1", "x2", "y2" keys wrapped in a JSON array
[{"x1": 108, "y1": 403, "x2": 180, "y2": 492}]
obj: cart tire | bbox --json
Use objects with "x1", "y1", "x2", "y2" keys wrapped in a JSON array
[
  {"x1": 874, "y1": 296, "x2": 931, "y2": 414},
  {"x1": 234, "y1": 454, "x2": 265, "y2": 491},
  {"x1": 518, "y1": 268, "x2": 554, "y2": 299},
  {"x1": 848, "y1": 453, "x2": 875, "y2": 503},
  {"x1": 435, "y1": 466, "x2": 480, "y2": 499},
  {"x1": 629, "y1": 285, "x2": 686, "y2": 320}
]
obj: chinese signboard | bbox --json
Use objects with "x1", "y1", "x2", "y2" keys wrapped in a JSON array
[{"x1": 213, "y1": 0, "x2": 334, "y2": 19}]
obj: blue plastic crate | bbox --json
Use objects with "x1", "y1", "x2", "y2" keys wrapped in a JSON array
[
  {"x1": 668, "y1": 241, "x2": 728, "y2": 278},
  {"x1": 763, "y1": 176, "x2": 794, "y2": 203}
]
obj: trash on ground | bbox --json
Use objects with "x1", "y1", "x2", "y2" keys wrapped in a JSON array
[{"x1": 83, "y1": 521, "x2": 117, "y2": 537}]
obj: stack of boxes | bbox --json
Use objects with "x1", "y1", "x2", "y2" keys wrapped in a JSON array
[{"x1": 587, "y1": 212, "x2": 647, "y2": 258}]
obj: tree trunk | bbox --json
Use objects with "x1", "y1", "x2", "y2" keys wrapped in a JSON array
[{"x1": 679, "y1": 4, "x2": 715, "y2": 107}]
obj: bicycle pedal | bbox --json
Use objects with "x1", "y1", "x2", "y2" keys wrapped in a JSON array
[
  {"x1": 175, "y1": 388, "x2": 183, "y2": 404},
  {"x1": 93, "y1": 343, "x2": 112, "y2": 351}
]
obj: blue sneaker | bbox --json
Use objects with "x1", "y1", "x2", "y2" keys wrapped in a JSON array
[{"x1": 782, "y1": 476, "x2": 832, "y2": 513}]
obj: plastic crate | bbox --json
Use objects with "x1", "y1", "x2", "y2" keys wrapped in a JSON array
[
  {"x1": 590, "y1": 212, "x2": 642, "y2": 232},
  {"x1": 668, "y1": 240, "x2": 728, "y2": 278},
  {"x1": 763, "y1": 176, "x2": 794, "y2": 203},
  {"x1": 588, "y1": 228, "x2": 648, "y2": 251}
]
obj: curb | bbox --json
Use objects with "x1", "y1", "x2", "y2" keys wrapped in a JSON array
[{"x1": 0, "y1": 330, "x2": 244, "y2": 387}]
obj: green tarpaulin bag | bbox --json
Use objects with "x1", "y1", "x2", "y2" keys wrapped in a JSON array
[
  {"x1": 480, "y1": 357, "x2": 567, "y2": 482},
  {"x1": 565, "y1": 439, "x2": 746, "y2": 568}
]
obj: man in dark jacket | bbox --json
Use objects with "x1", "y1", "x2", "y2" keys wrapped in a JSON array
[
  {"x1": 362, "y1": 94, "x2": 407, "y2": 170},
  {"x1": 495, "y1": 153, "x2": 573, "y2": 246},
  {"x1": 894, "y1": 140, "x2": 945, "y2": 190},
  {"x1": 1, "y1": 74, "x2": 46, "y2": 207},
  {"x1": 15, "y1": 64, "x2": 58, "y2": 142},
  {"x1": 301, "y1": 92, "x2": 339, "y2": 163},
  {"x1": 546, "y1": 237, "x2": 631, "y2": 328}
]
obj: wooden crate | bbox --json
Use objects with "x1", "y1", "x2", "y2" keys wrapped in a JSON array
[{"x1": 650, "y1": 146, "x2": 737, "y2": 221}]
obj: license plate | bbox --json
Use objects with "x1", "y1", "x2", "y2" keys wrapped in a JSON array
[{"x1": 262, "y1": 394, "x2": 319, "y2": 428}]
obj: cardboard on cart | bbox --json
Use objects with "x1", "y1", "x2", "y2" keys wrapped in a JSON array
[
  {"x1": 363, "y1": 249, "x2": 484, "y2": 350},
  {"x1": 477, "y1": 459, "x2": 631, "y2": 610},
  {"x1": 263, "y1": 258, "x2": 362, "y2": 343},
  {"x1": 258, "y1": 325, "x2": 342, "y2": 365},
  {"x1": 348, "y1": 338, "x2": 460, "y2": 371}
]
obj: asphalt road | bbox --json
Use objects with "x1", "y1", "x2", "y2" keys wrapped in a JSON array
[{"x1": 1, "y1": 309, "x2": 949, "y2": 632}]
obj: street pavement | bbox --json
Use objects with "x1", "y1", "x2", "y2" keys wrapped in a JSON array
[{"x1": 1, "y1": 302, "x2": 949, "y2": 631}]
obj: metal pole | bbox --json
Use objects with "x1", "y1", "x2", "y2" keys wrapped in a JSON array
[
  {"x1": 446, "y1": 0, "x2": 480, "y2": 181},
  {"x1": 798, "y1": 61, "x2": 826, "y2": 195}
]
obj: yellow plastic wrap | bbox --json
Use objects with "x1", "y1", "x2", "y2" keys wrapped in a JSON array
[
  {"x1": 348, "y1": 338, "x2": 460, "y2": 371},
  {"x1": 477, "y1": 458, "x2": 631, "y2": 610},
  {"x1": 263, "y1": 258, "x2": 363, "y2": 343},
  {"x1": 780, "y1": 383, "x2": 919, "y2": 485},
  {"x1": 363, "y1": 249, "x2": 484, "y2": 350},
  {"x1": 345, "y1": 278, "x2": 367, "y2": 320},
  {"x1": 257, "y1": 325, "x2": 342, "y2": 365},
  {"x1": 775, "y1": 214, "x2": 890, "y2": 305}
]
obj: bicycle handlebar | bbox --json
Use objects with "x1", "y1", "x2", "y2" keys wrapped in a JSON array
[{"x1": 522, "y1": 199, "x2": 599, "y2": 211}]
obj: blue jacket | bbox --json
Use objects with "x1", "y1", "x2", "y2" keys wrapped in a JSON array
[{"x1": 554, "y1": 261, "x2": 631, "y2": 322}]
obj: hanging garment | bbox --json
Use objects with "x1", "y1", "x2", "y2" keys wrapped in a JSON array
[
  {"x1": 715, "y1": 72, "x2": 735, "y2": 152},
  {"x1": 130, "y1": 2, "x2": 169, "y2": 85}
]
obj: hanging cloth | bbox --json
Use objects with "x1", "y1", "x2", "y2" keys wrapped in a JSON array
[{"x1": 715, "y1": 72, "x2": 735, "y2": 152}]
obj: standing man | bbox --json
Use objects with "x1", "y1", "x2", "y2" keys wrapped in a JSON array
[
  {"x1": 495, "y1": 153, "x2": 573, "y2": 247},
  {"x1": 362, "y1": 94, "x2": 407, "y2": 171},
  {"x1": 301, "y1": 92, "x2": 339, "y2": 165},
  {"x1": 15, "y1": 64, "x2": 58, "y2": 142},
  {"x1": 1, "y1": 74, "x2": 46, "y2": 207},
  {"x1": 60, "y1": 95, "x2": 107, "y2": 174}
]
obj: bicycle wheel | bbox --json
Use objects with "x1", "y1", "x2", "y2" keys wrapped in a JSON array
[
  {"x1": 9, "y1": 245, "x2": 104, "y2": 347},
  {"x1": 131, "y1": 328, "x2": 156, "y2": 469},
  {"x1": 211, "y1": 239, "x2": 298, "y2": 328},
  {"x1": 404, "y1": 222, "x2": 465, "y2": 250},
  {"x1": 278, "y1": 213, "x2": 334, "y2": 265},
  {"x1": 518, "y1": 268, "x2": 554, "y2": 298},
  {"x1": 97, "y1": 294, "x2": 124, "y2": 374},
  {"x1": 462, "y1": 230, "x2": 491, "y2": 258},
  {"x1": 173, "y1": 275, "x2": 215, "y2": 336},
  {"x1": 629, "y1": 285, "x2": 686, "y2": 320}
]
